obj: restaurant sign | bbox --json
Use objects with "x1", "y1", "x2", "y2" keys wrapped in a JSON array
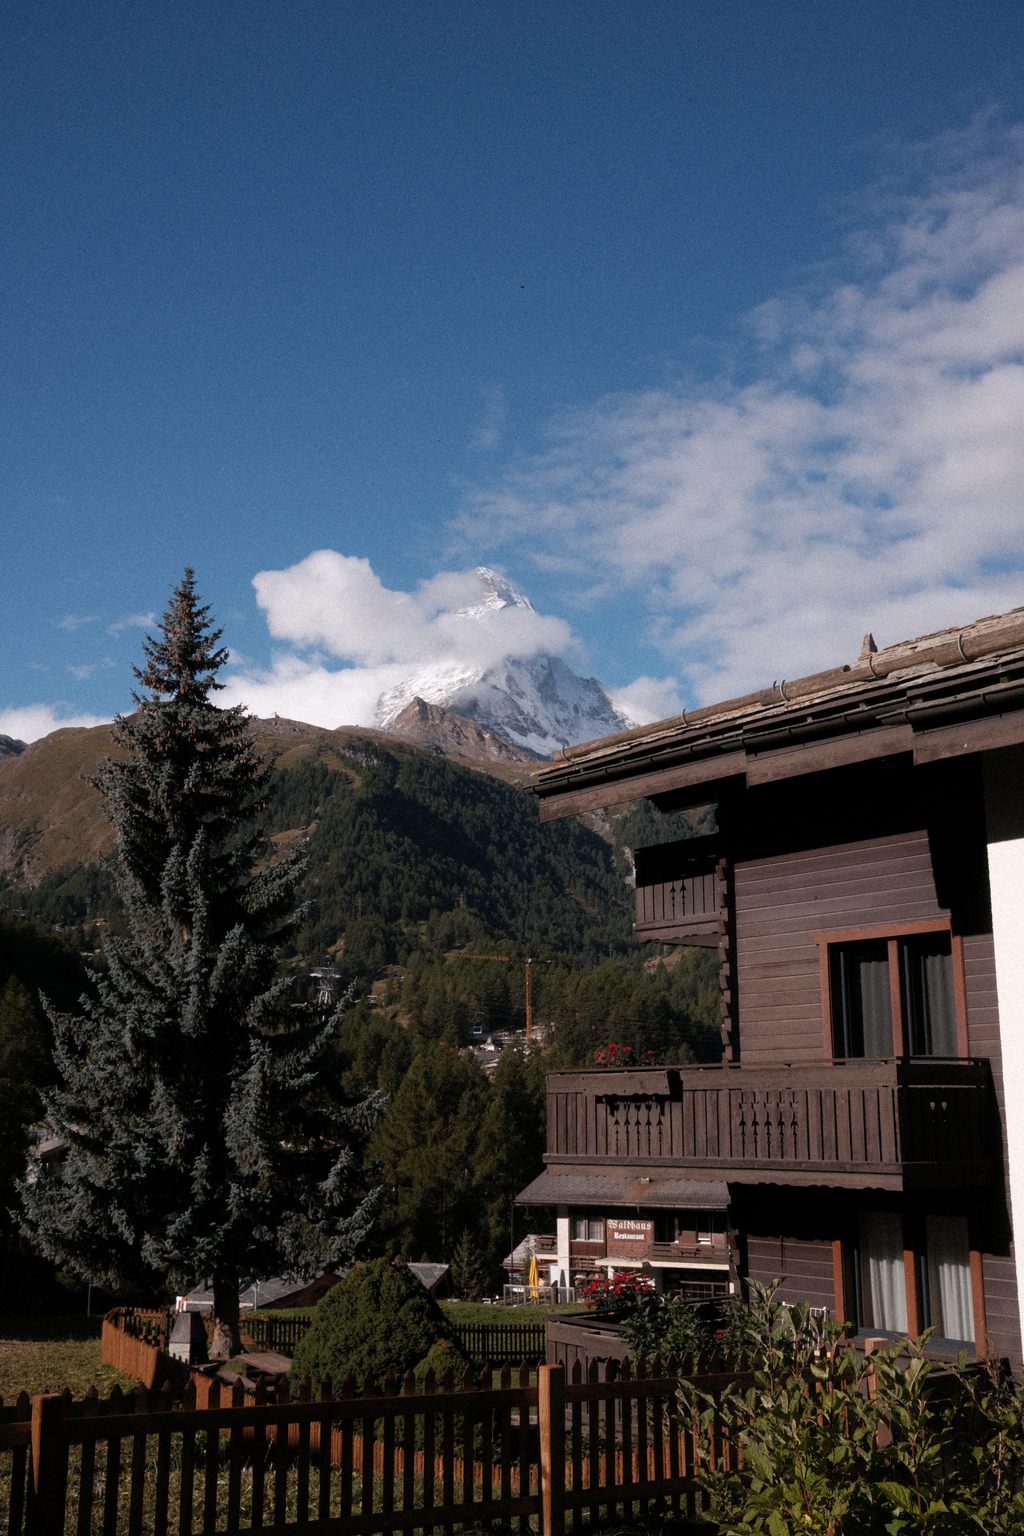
[{"x1": 606, "y1": 1218, "x2": 653, "y2": 1256}]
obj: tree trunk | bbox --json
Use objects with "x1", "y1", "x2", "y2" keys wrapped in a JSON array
[{"x1": 209, "y1": 1267, "x2": 242, "y2": 1359}]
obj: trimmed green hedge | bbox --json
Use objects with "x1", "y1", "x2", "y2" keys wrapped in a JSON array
[{"x1": 289, "y1": 1259, "x2": 469, "y2": 1389}]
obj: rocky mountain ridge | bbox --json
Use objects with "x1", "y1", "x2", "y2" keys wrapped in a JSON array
[{"x1": 388, "y1": 697, "x2": 542, "y2": 762}]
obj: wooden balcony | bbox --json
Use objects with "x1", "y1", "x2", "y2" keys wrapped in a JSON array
[
  {"x1": 530, "y1": 1235, "x2": 558, "y2": 1256},
  {"x1": 569, "y1": 1240, "x2": 606, "y2": 1261},
  {"x1": 546, "y1": 1061, "x2": 996, "y2": 1191},
  {"x1": 569, "y1": 1238, "x2": 727, "y2": 1267},
  {"x1": 648, "y1": 1241, "x2": 727, "y2": 1263}
]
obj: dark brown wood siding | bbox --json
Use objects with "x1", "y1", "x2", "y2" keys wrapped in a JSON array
[
  {"x1": 980, "y1": 1253, "x2": 1020, "y2": 1365},
  {"x1": 745, "y1": 1236, "x2": 837, "y2": 1313},
  {"x1": 961, "y1": 931, "x2": 1021, "y2": 1367},
  {"x1": 636, "y1": 868, "x2": 717, "y2": 929},
  {"x1": 734, "y1": 831, "x2": 948, "y2": 1066}
]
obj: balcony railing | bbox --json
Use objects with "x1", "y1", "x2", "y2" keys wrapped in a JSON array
[
  {"x1": 568, "y1": 1239, "x2": 727, "y2": 1265},
  {"x1": 648, "y1": 1241, "x2": 727, "y2": 1262},
  {"x1": 546, "y1": 1061, "x2": 995, "y2": 1190}
]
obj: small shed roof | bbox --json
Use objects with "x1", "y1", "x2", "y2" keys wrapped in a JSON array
[
  {"x1": 407, "y1": 1262, "x2": 450, "y2": 1291},
  {"x1": 514, "y1": 1170, "x2": 729, "y2": 1209}
]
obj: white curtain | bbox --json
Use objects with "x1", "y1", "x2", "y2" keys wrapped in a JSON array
[
  {"x1": 926, "y1": 1215, "x2": 974, "y2": 1342},
  {"x1": 859, "y1": 949, "x2": 894, "y2": 1057},
  {"x1": 861, "y1": 1211, "x2": 907, "y2": 1332},
  {"x1": 902, "y1": 936, "x2": 957, "y2": 1057}
]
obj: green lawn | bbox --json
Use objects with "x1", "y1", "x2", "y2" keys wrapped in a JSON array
[
  {"x1": 439, "y1": 1300, "x2": 587, "y2": 1326},
  {"x1": 0, "y1": 1334, "x2": 139, "y2": 1402}
]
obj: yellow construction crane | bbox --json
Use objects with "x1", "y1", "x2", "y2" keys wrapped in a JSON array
[{"x1": 442, "y1": 952, "x2": 549, "y2": 1042}]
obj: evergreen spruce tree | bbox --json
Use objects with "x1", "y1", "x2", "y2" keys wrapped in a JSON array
[
  {"x1": 21, "y1": 570, "x2": 381, "y2": 1356},
  {"x1": 0, "y1": 976, "x2": 50, "y2": 1265}
]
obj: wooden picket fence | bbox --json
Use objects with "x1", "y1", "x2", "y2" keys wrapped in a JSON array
[
  {"x1": 452, "y1": 1323, "x2": 547, "y2": 1364},
  {"x1": 244, "y1": 1315, "x2": 309, "y2": 1354},
  {"x1": 118, "y1": 1308, "x2": 172, "y2": 1347},
  {"x1": 102, "y1": 1310, "x2": 184, "y2": 1391},
  {"x1": 0, "y1": 1355, "x2": 747, "y2": 1534},
  {"x1": 242, "y1": 1316, "x2": 547, "y2": 1364},
  {"x1": 109, "y1": 1308, "x2": 548, "y2": 1366}
]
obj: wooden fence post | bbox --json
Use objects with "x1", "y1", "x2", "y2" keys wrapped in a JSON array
[
  {"x1": 538, "y1": 1363, "x2": 565, "y2": 1536},
  {"x1": 863, "y1": 1336, "x2": 892, "y2": 1447},
  {"x1": 27, "y1": 1393, "x2": 69, "y2": 1536}
]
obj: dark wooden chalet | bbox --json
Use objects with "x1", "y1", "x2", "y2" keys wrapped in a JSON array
[{"x1": 516, "y1": 607, "x2": 1024, "y2": 1366}]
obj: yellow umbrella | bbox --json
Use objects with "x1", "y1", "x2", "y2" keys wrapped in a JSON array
[{"x1": 527, "y1": 1252, "x2": 540, "y2": 1297}]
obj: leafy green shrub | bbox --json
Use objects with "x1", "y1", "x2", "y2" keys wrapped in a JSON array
[
  {"x1": 680, "y1": 1279, "x2": 1024, "y2": 1535},
  {"x1": 415, "y1": 1338, "x2": 472, "y2": 1388},
  {"x1": 622, "y1": 1290, "x2": 716, "y2": 1366},
  {"x1": 289, "y1": 1258, "x2": 467, "y2": 1390}
]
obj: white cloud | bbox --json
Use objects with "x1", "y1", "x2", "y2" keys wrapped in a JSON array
[
  {"x1": 469, "y1": 385, "x2": 507, "y2": 451},
  {"x1": 457, "y1": 121, "x2": 1024, "y2": 706},
  {"x1": 107, "y1": 611, "x2": 156, "y2": 637},
  {"x1": 57, "y1": 614, "x2": 98, "y2": 631},
  {"x1": 606, "y1": 676, "x2": 684, "y2": 727},
  {"x1": 0, "y1": 704, "x2": 111, "y2": 744},
  {"x1": 222, "y1": 553, "x2": 577, "y2": 727}
]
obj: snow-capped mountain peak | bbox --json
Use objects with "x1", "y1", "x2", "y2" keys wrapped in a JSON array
[
  {"x1": 375, "y1": 567, "x2": 634, "y2": 757},
  {"x1": 455, "y1": 566, "x2": 536, "y2": 619}
]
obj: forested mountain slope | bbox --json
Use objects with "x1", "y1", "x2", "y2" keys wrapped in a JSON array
[
  {"x1": 0, "y1": 717, "x2": 641, "y2": 964},
  {"x1": 0, "y1": 716, "x2": 721, "y2": 1299},
  {"x1": 272, "y1": 738, "x2": 637, "y2": 966},
  {"x1": 0, "y1": 714, "x2": 542, "y2": 887}
]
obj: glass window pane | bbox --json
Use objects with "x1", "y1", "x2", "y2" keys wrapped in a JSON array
[
  {"x1": 925, "y1": 1215, "x2": 974, "y2": 1342},
  {"x1": 901, "y1": 934, "x2": 957, "y2": 1057},
  {"x1": 832, "y1": 941, "x2": 893, "y2": 1057},
  {"x1": 861, "y1": 1210, "x2": 907, "y2": 1332},
  {"x1": 654, "y1": 1212, "x2": 681, "y2": 1243}
]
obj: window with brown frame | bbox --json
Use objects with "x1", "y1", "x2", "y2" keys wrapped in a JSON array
[
  {"x1": 819, "y1": 921, "x2": 967, "y2": 1059},
  {"x1": 653, "y1": 1210, "x2": 726, "y2": 1245},
  {"x1": 843, "y1": 1210, "x2": 978, "y2": 1346}
]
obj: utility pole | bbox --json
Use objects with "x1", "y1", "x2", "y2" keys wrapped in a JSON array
[{"x1": 525, "y1": 958, "x2": 533, "y2": 1044}]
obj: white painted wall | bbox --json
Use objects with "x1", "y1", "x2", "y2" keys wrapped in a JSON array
[
  {"x1": 984, "y1": 748, "x2": 1024, "y2": 1331},
  {"x1": 556, "y1": 1210, "x2": 570, "y2": 1289}
]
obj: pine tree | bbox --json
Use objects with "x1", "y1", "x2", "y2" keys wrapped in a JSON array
[
  {"x1": 369, "y1": 1043, "x2": 489, "y2": 1261},
  {"x1": 475, "y1": 1042, "x2": 548, "y2": 1268},
  {"x1": 20, "y1": 570, "x2": 381, "y2": 1357},
  {"x1": 449, "y1": 1230, "x2": 493, "y2": 1302},
  {"x1": 0, "y1": 976, "x2": 50, "y2": 1262}
]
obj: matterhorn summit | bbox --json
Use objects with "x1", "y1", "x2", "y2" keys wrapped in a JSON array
[{"x1": 374, "y1": 567, "x2": 634, "y2": 758}]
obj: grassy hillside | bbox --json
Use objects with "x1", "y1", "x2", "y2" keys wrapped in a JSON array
[
  {"x1": 0, "y1": 717, "x2": 708, "y2": 974},
  {"x1": 0, "y1": 717, "x2": 543, "y2": 889}
]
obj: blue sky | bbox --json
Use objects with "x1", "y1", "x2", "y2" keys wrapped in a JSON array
[{"x1": 4, "y1": 1, "x2": 1024, "y2": 741}]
